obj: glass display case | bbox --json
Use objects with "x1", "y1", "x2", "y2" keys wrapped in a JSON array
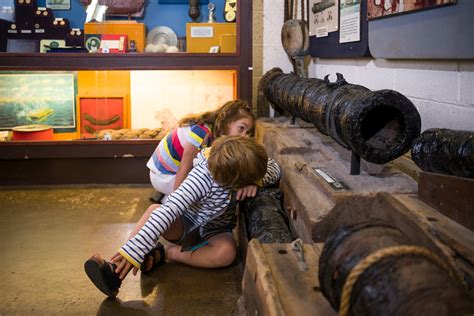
[{"x1": 0, "y1": 0, "x2": 252, "y2": 185}]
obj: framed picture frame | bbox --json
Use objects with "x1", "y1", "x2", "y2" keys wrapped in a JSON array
[
  {"x1": 367, "y1": 0, "x2": 457, "y2": 20},
  {"x1": 76, "y1": 95, "x2": 130, "y2": 139},
  {"x1": 209, "y1": 45, "x2": 220, "y2": 53},
  {"x1": 0, "y1": 73, "x2": 77, "y2": 137}
]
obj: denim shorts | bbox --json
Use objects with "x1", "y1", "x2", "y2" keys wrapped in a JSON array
[
  {"x1": 176, "y1": 215, "x2": 233, "y2": 252},
  {"x1": 175, "y1": 192, "x2": 238, "y2": 252}
]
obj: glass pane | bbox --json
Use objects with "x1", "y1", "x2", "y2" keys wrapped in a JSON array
[{"x1": 0, "y1": 69, "x2": 237, "y2": 141}]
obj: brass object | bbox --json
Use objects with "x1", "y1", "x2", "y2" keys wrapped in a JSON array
[
  {"x1": 207, "y1": 2, "x2": 216, "y2": 23},
  {"x1": 188, "y1": 0, "x2": 200, "y2": 22}
]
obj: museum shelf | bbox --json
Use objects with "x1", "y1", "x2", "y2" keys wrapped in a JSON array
[
  {"x1": 0, "y1": 52, "x2": 243, "y2": 70},
  {"x1": 0, "y1": 1, "x2": 252, "y2": 185},
  {"x1": 0, "y1": 139, "x2": 160, "y2": 185},
  {"x1": 0, "y1": 52, "x2": 252, "y2": 184}
]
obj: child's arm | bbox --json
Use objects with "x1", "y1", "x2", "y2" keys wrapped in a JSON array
[
  {"x1": 236, "y1": 158, "x2": 282, "y2": 200},
  {"x1": 236, "y1": 185, "x2": 258, "y2": 201},
  {"x1": 261, "y1": 158, "x2": 282, "y2": 186},
  {"x1": 173, "y1": 127, "x2": 211, "y2": 190},
  {"x1": 173, "y1": 141, "x2": 201, "y2": 190},
  {"x1": 117, "y1": 164, "x2": 213, "y2": 269},
  {"x1": 111, "y1": 253, "x2": 135, "y2": 279}
]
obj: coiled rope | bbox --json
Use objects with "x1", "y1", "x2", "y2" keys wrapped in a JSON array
[{"x1": 338, "y1": 245, "x2": 459, "y2": 316}]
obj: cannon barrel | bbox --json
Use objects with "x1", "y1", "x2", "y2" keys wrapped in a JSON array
[
  {"x1": 411, "y1": 128, "x2": 474, "y2": 178},
  {"x1": 318, "y1": 221, "x2": 474, "y2": 316},
  {"x1": 240, "y1": 189, "x2": 294, "y2": 243},
  {"x1": 260, "y1": 68, "x2": 422, "y2": 164}
]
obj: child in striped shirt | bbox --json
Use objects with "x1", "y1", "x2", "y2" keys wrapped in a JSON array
[
  {"x1": 85, "y1": 135, "x2": 281, "y2": 298},
  {"x1": 148, "y1": 99, "x2": 255, "y2": 203}
]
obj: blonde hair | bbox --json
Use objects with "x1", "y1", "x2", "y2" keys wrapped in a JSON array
[
  {"x1": 208, "y1": 135, "x2": 268, "y2": 189},
  {"x1": 179, "y1": 100, "x2": 255, "y2": 138}
]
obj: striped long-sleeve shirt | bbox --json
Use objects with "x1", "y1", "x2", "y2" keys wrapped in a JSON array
[{"x1": 119, "y1": 151, "x2": 281, "y2": 268}]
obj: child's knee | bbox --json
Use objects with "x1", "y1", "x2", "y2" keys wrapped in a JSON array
[{"x1": 212, "y1": 240, "x2": 236, "y2": 267}]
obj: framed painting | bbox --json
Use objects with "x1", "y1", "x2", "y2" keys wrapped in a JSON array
[
  {"x1": 77, "y1": 96, "x2": 127, "y2": 138},
  {"x1": 0, "y1": 73, "x2": 76, "y2": 132},
  {"x1": 367, "y1": 0, "x2": 457, "y2": 20}
]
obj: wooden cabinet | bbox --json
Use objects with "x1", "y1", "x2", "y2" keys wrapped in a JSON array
[
  {"x1": 0, "y1": 1, "x2": 252, "y2": 102},
  {"x1": 0, "y1": 1, "x2": 253, "y2": 185}
]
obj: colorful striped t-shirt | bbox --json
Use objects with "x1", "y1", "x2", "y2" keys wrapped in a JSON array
[{"x1": 147, "y1": 124, "x2": 212, "y2": 174}]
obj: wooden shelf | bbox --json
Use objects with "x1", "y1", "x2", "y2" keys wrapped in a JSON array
[
  {"x1": 0, "y1": 1, "x2": 253, "y2": 185},
  {"x1": 0, "y1": 0, "x2": 252, "y2": 99},
  {"x1": 0, "y1": 52, "x2": 242, "y2": 71},
  {"x1": 0, "y1": 139, "x2": 160, "y2": 185},
  {"x1": 0, "y1": 139, "x2": 159, "y2": 159}
]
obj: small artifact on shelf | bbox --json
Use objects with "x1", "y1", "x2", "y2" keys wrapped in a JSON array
[
  {"x1": 145, "y1": 43, "x2": 167, "y2": 52},
  {"x1": 85, "y1": 0, "x2": 107, "y2": 23},
  {"x1": 207, "y1": 2, "x2": 216, "y2": 23},
  {"x1": 223, "y1": 0, "x2": 237, "y2": 22},
  {"x1": 144, "y1": 43, "x2": 179, "y2": 53},
  {"x1": 96, "y1": 128, "x2": 165, "y2": 140},
  {"x1": 128, "y1": 39, "x2": 137, "y2": 52},
  {"x1": 12, "y1": 124, "x2": 54, "y2": 141},
  {"x1": 165, "y1": 45, "x2": 179, "y2": 52},
  {"x1": 188, "y1": 0, "x2": 200, "y2": 21},
  {"x1": 99, "y1": 34, "x2": 127, "y2": 53}
]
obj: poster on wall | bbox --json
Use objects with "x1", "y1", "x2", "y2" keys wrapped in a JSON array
[
  {"x1": 367, "y1": 0, "x2": 457, "y2": 20},
  {"x1": 339, "y1": 0, "x2": 361, "y2": 43},
  {"x1": 0, "y1": 74, "x2": 76, "y2": 130},
  {"x1": 309, "y1": 0, "x2": 339, "y2": 38}
]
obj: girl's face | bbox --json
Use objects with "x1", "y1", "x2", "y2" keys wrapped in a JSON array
[{"x1": 227, "y1": 117, "x2": 253, "y2": 136}]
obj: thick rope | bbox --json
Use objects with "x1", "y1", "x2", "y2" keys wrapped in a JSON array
[{"x1": 338, "y1": 245, "x2": 458, "y2": 316}]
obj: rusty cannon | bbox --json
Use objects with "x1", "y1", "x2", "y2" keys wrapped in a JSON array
[
  {"x1": 411, "y1": 128, "x2": 474, "y2": 178},
  {"x1": 258, "y1": 68, "x2": 422, "y2": 166},
  {"x1": 318, "y1": 221, "x2": 474, "y2": 316},
  {"x1": 240, "y1": 188, "x2": 294, "y2": 243}
]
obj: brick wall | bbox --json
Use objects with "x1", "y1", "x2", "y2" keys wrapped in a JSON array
[{"x1": 253, "y1": 1, "x2": 474, "y2": 131}]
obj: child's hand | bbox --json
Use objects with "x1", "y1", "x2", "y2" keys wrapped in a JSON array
[
  {"x1": 236, "y1": 185, "x2": 258, "y2": 201},
  {"x1": 110, "y1": 252, "x2": 139, "y2": 279}
]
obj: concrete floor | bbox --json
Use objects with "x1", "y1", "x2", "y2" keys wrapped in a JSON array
[{"x1": 0, "y1": 185, "x2": 242, "y2": 315}]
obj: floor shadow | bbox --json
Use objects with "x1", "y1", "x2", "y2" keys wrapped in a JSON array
[{"x1": 97, "y1": 298, "x2": 158, "y2": 316}]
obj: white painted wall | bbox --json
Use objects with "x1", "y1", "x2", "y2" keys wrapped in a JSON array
[
  {"x1": 261, "y1": 1, "x2": 474, "y2": 132},
  {"x1": 130, "y1": 70, "x2": 235, "y2": 129},
  {"x1": 262, "y1": 1, "x2": 294, "y2": 75},
  {"x1": 311, "y1": 59, "x2": 474, "y2": 132}
]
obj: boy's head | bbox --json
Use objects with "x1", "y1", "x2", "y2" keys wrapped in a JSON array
[{"x1": 208, "y1": 135, "x2": 268, "y2": 189}]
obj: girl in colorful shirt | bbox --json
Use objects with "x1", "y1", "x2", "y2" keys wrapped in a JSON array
[
  {"x1": 148, "y1": 99, "x2": 255, "y2": 203},
  {"x1": 85, "y1": 136, "x2": 282, "y2": 298}
]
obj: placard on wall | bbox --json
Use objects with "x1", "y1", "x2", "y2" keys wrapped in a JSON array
[{"x1": 309, "y1": 0, "x2": 370, "y2": 58}]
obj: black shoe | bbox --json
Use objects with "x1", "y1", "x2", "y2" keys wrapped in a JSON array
[{"x1": 84, "y1": 257, "x2": 122, "y2": 298}]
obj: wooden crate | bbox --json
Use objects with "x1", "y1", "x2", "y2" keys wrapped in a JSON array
[
  {"x1": 186, "y1": 22, "x2": 236, "y2": 53},
  {"x1": 84, "y1": 21, "x2": 146, "y2": 52},
  {"x1": 242, "y1": 240, "x2": 336, "y2": 316}
]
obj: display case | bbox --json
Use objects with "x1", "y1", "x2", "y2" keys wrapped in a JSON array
[{"x1": 0, "y1": 0, "x2": 253, "y2": 185}]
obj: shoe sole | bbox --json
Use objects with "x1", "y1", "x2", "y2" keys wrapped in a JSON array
[{"x1": 84, "y1": 258, "x2": 118, "y2": 298}]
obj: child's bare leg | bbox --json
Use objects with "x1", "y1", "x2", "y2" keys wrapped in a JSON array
[
  {"x1": 127, "y1": 203, "x2": 161, "y2": 240},
  {"x1": 140, "y1": 215, "x2": 184, "y2": 271},
  {"x1": 166, "y1": 233, "x2": 236, "y2": 268}
]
